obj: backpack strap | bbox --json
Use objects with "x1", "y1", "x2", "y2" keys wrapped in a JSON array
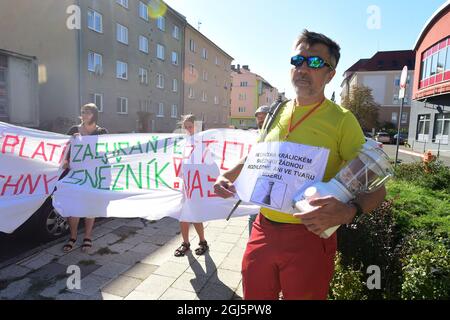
[{"x1": 259, "y1": 99, "x2": 290, "y2": 142}]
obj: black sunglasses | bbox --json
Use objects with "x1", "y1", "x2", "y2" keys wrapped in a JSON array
[{"x1": 290, "y1": 55, "x2": 334, "y2": 70}]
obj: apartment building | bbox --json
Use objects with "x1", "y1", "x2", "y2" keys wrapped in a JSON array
[
  {"x1": 341, "y1": 50, "x2": 415, "y2": 130},
  {"x1": 183, "y1": 24, "x2": 233, "y2": 129},
  {"x1": 0, "y1": 0, "x2": 186, "y2": 133},
  {"x1": 230, "y1": 65, "x2": 279, "y2": 129}
]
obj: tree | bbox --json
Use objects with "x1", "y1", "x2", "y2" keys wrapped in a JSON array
[{"x1": 342, "y1": 86, "x2": 380, "y2": 132}]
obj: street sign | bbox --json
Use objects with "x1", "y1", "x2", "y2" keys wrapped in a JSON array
[{"x1": 399, "y1": 66, "x2": 408, "y2": 99}]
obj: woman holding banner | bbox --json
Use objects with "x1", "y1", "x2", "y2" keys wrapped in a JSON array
[
  {"x1": 174, "y1": 114, "x2": 209, "y2": 257},
  {"x1": 62, "y1": 103, "x2": 108, "y2": 253}
]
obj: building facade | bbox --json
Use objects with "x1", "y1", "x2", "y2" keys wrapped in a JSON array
[
  {"x1": 0, "y1": 0, "x2": 186, "y2": 133},
  {"x1": 409, "y1": 0, "x2": 450, "y2": 154},
  {"x1": 183, "y1": 24, "x2": 233, "y2": 130},
  {"x1": 341, "y1": 50, "x2": 415, "y2": 131},
  {"x1": 230, "y1": 65, "x2": 279, "y2": 129}
]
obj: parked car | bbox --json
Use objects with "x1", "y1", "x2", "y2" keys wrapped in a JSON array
[
  {"x1": 393, "y1": 133, "x2": 408, "y2": 145},
  {"x1": 375, "y1": 132, "x2": 392, "y2": 144},
  {"x1": 14, "y1": 197, "x2": 69, "y2": 241}
]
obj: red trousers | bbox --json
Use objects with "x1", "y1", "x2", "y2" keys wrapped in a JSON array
[{"x1": 242, "y1": 214, "x2": 337, "y2": 300}]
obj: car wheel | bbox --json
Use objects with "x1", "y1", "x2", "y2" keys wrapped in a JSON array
[{"x1": 30, "y1": 198, "x2": 69, "y2": 241}]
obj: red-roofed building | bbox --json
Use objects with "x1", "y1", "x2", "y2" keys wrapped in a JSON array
[
  {"x1": 409, "y1": 0, "x2": 450, "y2": 153},
  {"x1": 341, "y1": 50, "x2": 415, "y2": 130}
]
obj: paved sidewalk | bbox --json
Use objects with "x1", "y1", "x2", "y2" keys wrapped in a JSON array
[{"x1": 0, "y1": 216, "x2": 249, "y2": 300}]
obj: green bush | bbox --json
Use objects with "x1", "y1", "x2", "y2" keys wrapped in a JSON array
[
  {"x1": 329, "y1": 253, "x2": 367, "y2": 300},
  {"x1": 400, "y1": 235, "x2": 450, "y2": 300},
  {"x1": 394, "y1": 160, "x2": 450, "y2": 193}
]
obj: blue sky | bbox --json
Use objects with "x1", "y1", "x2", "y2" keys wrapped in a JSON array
[{"x1": 164, "y1": 0, "x2": 446, "y2": 103}]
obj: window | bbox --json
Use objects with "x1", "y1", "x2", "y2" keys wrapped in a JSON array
[
  {"x1": 172, "y1": 25, "x2": 180, "y2": 40},
  {"x1": 446, "y1": 46, "x2": 450, "y2": 71},
  {"x1": 202, "y1": 48, "x2": 208, "y2": 60},
  {"x1": 417, "y1": 114, "x2": 431, "y2": 142},
  {"x1": 90, "y1": 93, "x2": 103, "y2": 112},
  {"x1": 172, "y1": 79, "x2": 178, "y2": 92},
  {"x1": 157, "y1": 16, "x2": 165, "y2": 31},
  {"x1": 139, "y1": 67, "x2": 148, "y2": 85},
  {"x1": 139, "y1": 1, "x2": 148, "y2": 21},
  {"x1": 116, "y1": 0, "x2": 128, "y2": 8},
  {"x1": 433, "y1": 113, "x2": 450, "y2": 144},
  {"x1": 156, "y1": 73, "x2": 164, "y2": 89},
  {"x1": 202, "y1": 70, "x2": 208, "y2": 81},
  {"x1": 0, "y1": 97, "x2": 7, "y2": 117},
  {"x1": 215, "y1": 56, "x2": 220, "y2": 66},
  {"x1": 171, "y1": 51, "x2": 179, "y2": 66},
  {"x1": 437, "y1": 49, "x2": 446, "y2": 74},
  {"x1": 239, "y1": 93, "x2": 246, "y2": 101},
  {"x1": 116, "y1": 61, "x2": 128, "y2": 79},
  {"x1": 189, "y1": 39, "x2": 196, "y2": 52},
  {"x1": 401, "y1": 112, "x2": 408, "y2": 124},
  {"x1": 238, "y1": 107, "x2": 246, "y2": 113},
  {"x1": 421, "y1": 59, "x2": 427, "y2": 80},
  {"x1": 88, "y1": 52, "x2": 102, "y2": 73},
  {"x1": 202, "y1": 91, "x2": 207, "y2": 102},
  {"x1": 139, "y1": 35, "x2": 149, "y2": 53},
  {"x1": 189, "y1": 64, "x2": 195, "y2": 75},
  {"x1": 156, "y1": 44, "x2": 165, "y2": 60},
  {"x1": 171, "y1": 105, "x2": 178, "y2": 118},
  {"x1": 188, "y1": 87, "x2": 195, "y2": 99},
  {"x1": 116, "y1": 24, "x2": 128, "y2": 44},
  {"x1": 157, "y1": 103, "x2": 164, "y2": 117},
  {"x1": 430, "y1": 53, "x2": 438, "y2": 76},
  {"x1": 214, "y1": 96, "x2": 219, "y2": 105},
  {"x1": 391, "y1": 112, "x2": 398, "y2": 124},
  {"x1": 88, "y1": 9, "x2": 102, "y2": 33},
  {"x1": 240, "y1": 81, "x2": 248, "y2": 87},
  {"x1": 117, "y1": 97, "x2": 128, "y2": 114}
]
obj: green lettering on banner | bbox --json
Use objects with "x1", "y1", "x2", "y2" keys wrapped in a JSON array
[
  {"x1": 163, "y1": 138, "x2": 171, "y2": 153},
  {"x1": 81, "y1": 169, "x2": 97, "y2": 188},
  {"x1": 146, "y1": 136, "x2": 159, "y2": 153},
  {"x1": 154, "y1": 161, "x2": 170, "y2": 188},
  {"x1": 72, "y1": 144, "x2": 83, "y2": 162},
  {"x1": 95, "y1": 143, "x2": 109, "y2": 164},
  {"x1": 146, "y1": 159, "x2": 156, "y2": 189},
  {"x1": 63, "y1": 170, "x2": 85, "y2": 184},
  {"x1": 112, "y1": 164, "x2": 125, "y2": 190},
  {"x1": 126, "y1": 163, "x2": 142, "y2": 189},
  {"x1": 173, "y1": 137, "x2": 184, "y2": 155},
  {"x1": 129, "y1": 142, "x2": 143, "y2": 155},
  {"x1": 97, "y1": 165, "x2": 111, "y2": 190},
  {"x1": 115, "y1": 142, "x2": 130, "y2": 163},
  {"x1": 82, "y1": 144, "x2": 94, "y2": 161}
]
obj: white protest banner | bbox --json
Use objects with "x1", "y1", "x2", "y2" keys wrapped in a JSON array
[
  {"x1": 53, "y1": 129, "x2": 259, "y2": 221},
  {"x1": 0, "y1": 122, "x2": 69, "y2": 233},
  {"x1": 234, "y1": 141, "x2": 329, "y2": 214},
  {"x1": 179, "y1": 129, "x2": 259, "y2": 222}
]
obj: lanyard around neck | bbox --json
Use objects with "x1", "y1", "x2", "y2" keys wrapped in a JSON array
[{"x1": 284, "y1": 98, "x2": 325, "y2": 140}]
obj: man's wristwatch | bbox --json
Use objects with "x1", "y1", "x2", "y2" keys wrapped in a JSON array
[{"x1": 348, "y1": 200, "x2": 364, "y2": 225}]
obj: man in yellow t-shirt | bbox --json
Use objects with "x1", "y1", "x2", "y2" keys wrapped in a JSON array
[{"x1": 214, "y1": 30, "x2": 386, "y2": 300}]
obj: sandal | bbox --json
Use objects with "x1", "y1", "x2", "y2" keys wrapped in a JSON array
[
  {"x1": 174, "y1": 242, "x2": 190, "y2": 257},
  {"x1": 195, "y1": 240, "x2": 209, "y2": 256},
  {"x1": 63, "y1": 238, "x2": 76, "y2": 253},
  {"x1": 81, "y1": 238, "x2": 93, "y2": 253}
]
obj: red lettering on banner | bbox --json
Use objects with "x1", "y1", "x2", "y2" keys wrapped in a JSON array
[
  {"x1": 46, "y1": 143, "x2": 62, "y2": 162},
  {"x1": 19, "y1": 137, "x2": 29, "y2": 158},
  {"x1": 58, "y1": 142, "x2": 70, "y2": 164},
  {"x1": 43, "y1": 175, "x2": 57, "y2": 194},
  {"x1": 185, "y1": 170, "x2": 204, "y2": 199},
  {"x1": 1, "y1": 174, "x2": 24, "y2": 195},
  {"x1": 18, "y1": 174, "x2": 42, "y2": 195},
  {"x1": 202, "y1": 140, "x2": 218, "y2": 163},
  {"x1": 207, "y1": 175, "x2": 219, "y2": 198},
  {"x1": 184, "y1": 144, "x2": 195, "y2": 159},
  {"x1": 173, "y1": 157, "x2": 183, "y2": 178},
  {"x1": 1, "y1": 135, "x2": 20, "y2": 154},
  {"x1": 31, "y1": 142, "x2": 48, "y2": 161},
  {"x1": 221, "y1": 141, "x2": 245, "y2": 171}
]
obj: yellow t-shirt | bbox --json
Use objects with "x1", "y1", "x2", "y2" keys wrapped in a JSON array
[{"x1": 259, "y1": 99, "x2": 365, "y2": 224}]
